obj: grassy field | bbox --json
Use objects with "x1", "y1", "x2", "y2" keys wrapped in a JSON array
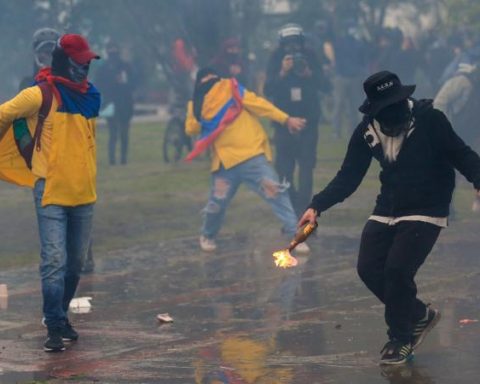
[{"x1": 0, "y1": 121, "x2": 478, "y2": 269}]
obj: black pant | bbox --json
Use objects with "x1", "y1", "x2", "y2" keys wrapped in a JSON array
[
  {"x1": 274, "y1": 122, "x2": 318, "y2": 216},
  {"x1": 357, "y1": 220, "x2": 441, "y2": 343},
  {"x1": 108, "y1": 116, "x2": 132, "y2": 165}
]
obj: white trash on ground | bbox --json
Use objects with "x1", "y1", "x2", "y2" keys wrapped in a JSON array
[
  {"x1": 156, "y1": 313, "x2": 174, "y2": 323},
  {"x1": 69, "y1": 297, "x2": 93, "y2": 314}
]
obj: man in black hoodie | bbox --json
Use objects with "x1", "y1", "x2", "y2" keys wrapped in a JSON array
[{"x1": 298, "y1": 71, "x2": 480, "y2": 365}]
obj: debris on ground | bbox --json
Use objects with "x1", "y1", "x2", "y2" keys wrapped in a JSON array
[
  {"x1": 69, "y1": 297, "x2": 92, "y2": 314},
  {"x1": 156, "y1": 313, "x2": 174, "y2": 323},
  {"x1": 459, "y1": 319, "x2": 479, "y2": 325}
]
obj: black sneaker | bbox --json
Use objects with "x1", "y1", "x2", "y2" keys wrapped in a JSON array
[
  {"x1": 380, "y1": 339, "x2": 413, "y2": 365},
  {"x1": 62, "y1": 319, "x2": 79, "y2": 342},
  {"x1": 44, "y1": 328, "x2": 66, "y2": 352},
  {"x1": 412, "y1": 307, "x2": 441, "y2": 349}
]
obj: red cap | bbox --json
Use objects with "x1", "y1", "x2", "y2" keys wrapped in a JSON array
[{"x1": 59, "y1": 34, "x2": 100, "y2": 65}]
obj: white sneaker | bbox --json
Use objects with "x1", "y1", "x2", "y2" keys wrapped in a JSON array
[
  {"x1": 294, "y1": 242, "x2": 310, "y2": 254},
  {"x1": 199, "y1": 236, "x2": 217, "y2": 252}
]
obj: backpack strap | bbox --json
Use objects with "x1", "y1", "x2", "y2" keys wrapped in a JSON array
[
  {"x1": 13, "y1": 82, "x2": 54, "y2": 169},
  {"x1": 33, "y1": 82, "x2": 53, "y2": 152}
]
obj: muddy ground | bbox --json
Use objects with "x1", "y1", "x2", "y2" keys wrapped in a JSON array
[
  {"x1": 0, "y1": 123, "x2": 479, "y2": 383},
  {"x1": 1, "y1": 223, "x2": 479, "y2": 383}
]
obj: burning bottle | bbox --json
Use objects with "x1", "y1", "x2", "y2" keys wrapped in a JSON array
[
  {"x1": 273, "y1": 222, "x2": 317, "y2": 268},
  {"x1": 288, "y1": 222, "x2": 318, "y2": 251}
]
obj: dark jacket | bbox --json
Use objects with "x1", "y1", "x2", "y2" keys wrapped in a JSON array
[
  {"x1": 309, "y1": 100, "x2": 480, "y2": 217},
  {"x1": 264, "y1": 47, "x2": 326, "y2": 124}
]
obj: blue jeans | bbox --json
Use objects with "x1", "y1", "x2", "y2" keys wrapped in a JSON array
[
  {"x1": 33, "y1": 179, "x2": 94, "y2": 329},
  {"x1": 202, "y1": 155, "x2": 298, "y2": 239}
]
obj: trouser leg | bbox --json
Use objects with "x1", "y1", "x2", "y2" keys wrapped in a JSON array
[
  {"x1": 384, "y1": 221, "x2": 441, "y2": 342},
  {"x1": 274, "y1": 138, "x2": 297, "y2": 213},
  {"x1": 108, "y1": 118, "x2": 119, "y2": 165},
  {"x1": 242, "y1": 155, "x2": 297, "y2": 236},
  {"x1": 357, "y1": 220, "x2": 395, "y2": 303},
  {"x1": 358, "y1": 220, "x2": 441, "y2": 342},
  {"x1": 119, "y1": 118, "x2": 131, "y2": 165},
  {"x1": 34, "y1": 180, "x2": 68, "y2": 329},
  {"x1": 63, "y1": 204, "x2": 94, "y2": 313},
  {"x1": 202, "y1": 166, "x2": 240, "y2": 239}
]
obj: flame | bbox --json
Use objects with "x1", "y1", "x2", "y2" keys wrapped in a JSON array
[{"x1": 272, "y1": 249, "x2": 298, "y2": 268}]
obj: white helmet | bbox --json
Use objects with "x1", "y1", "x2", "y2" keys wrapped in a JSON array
[
  {"x1": 278, "y1": 23, "x2": 304, "y2": 44},
  {"x1": 33, "y1": 28, "x2": 60, "y2": 68}
]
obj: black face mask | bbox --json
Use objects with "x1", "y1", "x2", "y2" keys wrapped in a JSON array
[
  {"x1": 195, "y1": 78, "x2": 219, "y2": 96},
  {"x1": 68, "y1": 57, "x2": 90, "y2": 83},
  {"x1": 375, "y1": 99, "x2": 412, "y2": 137},
  {"x1": 52, "y1": 47, "x2": 89, "y2": 83},
  {"x1": 193, "y1": 77, "x2": 220, "y2": 121}
]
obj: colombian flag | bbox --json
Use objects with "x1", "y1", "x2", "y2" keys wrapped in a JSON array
[{"x1": 186, "y1": 78, "x2": 244, "y2": 161}]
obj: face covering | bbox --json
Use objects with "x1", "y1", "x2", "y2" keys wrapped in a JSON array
[
  {"x1": 375, "y1": 99, "x2": 412, "y2": 137},
  {"x1": 193, "y1": 76, "x2": 220, "y2": 121},
  {"x1": 67, "y1": 57, "x2": 90, "y2": 83}
]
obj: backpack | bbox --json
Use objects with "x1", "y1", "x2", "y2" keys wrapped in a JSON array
[{"x1": 13, "y1": 82, "x2": 53, "y2": 169}]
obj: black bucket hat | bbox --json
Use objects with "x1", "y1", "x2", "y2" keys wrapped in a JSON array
[{"x1": 359, "y1": 71, "x2": 416, "y2": 116}]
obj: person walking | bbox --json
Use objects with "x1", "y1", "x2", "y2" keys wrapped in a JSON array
[
  {"x1": 0, "y1": 34, "x2": 101, "y2": 352},
  {"x1": 298, "y1": 71, "x2": 480, "y2": 364},
  {"x1": 185, "y1": 68, "x2": 309, "y2": 253}
]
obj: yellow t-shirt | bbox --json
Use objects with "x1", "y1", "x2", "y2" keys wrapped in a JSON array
[
  {"x1": 185, "y1": 79, "x2": 289, "y2": 171},
  {"x1": 0, "y1": 85, "x2": 98, "y2": 206}
]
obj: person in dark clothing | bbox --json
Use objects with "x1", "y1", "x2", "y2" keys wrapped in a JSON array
[
  {"x1": 298, "y1": 71, "x2": 480, "y2": 365},
  {"x1": 95, "y1": 42, "x2": 135, "y2": 165},
  {"x1": 264, "y1": 23, "x2": 327, "y2": 216}
]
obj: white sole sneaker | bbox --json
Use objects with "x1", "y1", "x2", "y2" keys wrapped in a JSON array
[{"x1": 199, "y1": 236, "x2": 217, "y2": 252}]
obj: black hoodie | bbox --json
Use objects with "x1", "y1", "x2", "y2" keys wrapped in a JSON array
[{"x1": 309, "y1": 99, "x2": 480, "y2": 217}]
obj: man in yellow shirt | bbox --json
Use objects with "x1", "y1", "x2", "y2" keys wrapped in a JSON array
[
  {"x1": 0, "y1": 34, "x2": 100, "y2": 352},
  {"x1": 185, "y1": 68, "x2": 308, "y2": 252}
]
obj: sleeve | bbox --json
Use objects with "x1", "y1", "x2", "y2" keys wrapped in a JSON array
[
  {"x1": 242, "y1": 89, "x2": 289, "y2": 124},
  {"x1": 185, "y1": 100, "x2": 201, "y2": 136},
  {"x1": 433, "y1": 109, "x2": 480, "y2": 189},
  {"x1": 309, "y1": 126, "x2": 372, "y2": 213},
  {"x1": 433, "y1": 76, "x2": 471, "y2": 119},
  {"x1": 0, "y1": 86, "x2": 42, "y2": 142}
]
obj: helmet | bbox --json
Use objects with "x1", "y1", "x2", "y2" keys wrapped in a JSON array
[
  {"x1": 33, "y1": 27, "x2": 60, "y2": 52},
  {"x1": 32, "y1": 28, "x2": 60, "y2": 68},
  {"x1": 278, "y1": 23, "x2": 304, "y2": 45}
]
